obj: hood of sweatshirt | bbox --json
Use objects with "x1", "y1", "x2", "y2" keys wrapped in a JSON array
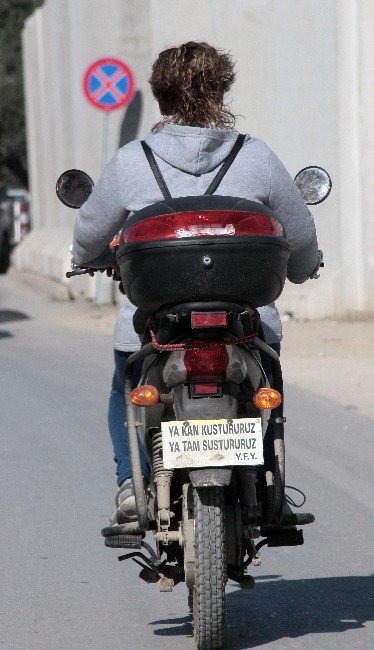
[{"x1": 144, "y1": 124, "x2": 247, "y2": 176}]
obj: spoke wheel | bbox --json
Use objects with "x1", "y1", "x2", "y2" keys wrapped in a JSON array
[{"x1": 193, "y1": 486, "x2": 226, "y2": 650}]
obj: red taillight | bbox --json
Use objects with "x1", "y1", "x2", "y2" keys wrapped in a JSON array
[
  {"x1": 184, "y1": 344, "x2": 229, "y2": 379},
  {"x1": 123, "y1": 210, "x2": 283, "y2": 243},
  {"x1": 191, "y1": 312, "x2": 228, "y2": 328}
]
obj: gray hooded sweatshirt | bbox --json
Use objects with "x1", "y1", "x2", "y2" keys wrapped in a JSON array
[{"x1": 73, "y1": 124, "x2": 319, "y2": 349}]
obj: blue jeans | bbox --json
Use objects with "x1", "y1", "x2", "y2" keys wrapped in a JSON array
[{"x1": 108, "y1": 350, "x2": 150, "y2": 486}]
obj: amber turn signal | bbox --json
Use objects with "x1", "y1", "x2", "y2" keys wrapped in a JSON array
[
  {"x1": 253, "y1": 387, "x2": 282, "y2": 410},
  {"x1": 130, "y1": 385, "x2": 159, "y2": 406}
]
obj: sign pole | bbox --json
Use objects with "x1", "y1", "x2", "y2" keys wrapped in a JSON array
[
  {"x1": 95, "y1": 112, "x2": 111, "y2": 305},
  {"x1": 82, "y1": 57, "x2": 136, "y2": 305},
  {"x1": 101, "y1": 111, "x2": 110, "y2": 169}
]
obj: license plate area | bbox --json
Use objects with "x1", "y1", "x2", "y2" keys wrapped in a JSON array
[{"x1": 161, "y1": 418, "x2": 264, "y2": 469}]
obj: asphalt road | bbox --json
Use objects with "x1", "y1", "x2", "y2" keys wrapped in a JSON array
[{"x1": 0, "y1": 285, "x2": 373, "y2": 649}]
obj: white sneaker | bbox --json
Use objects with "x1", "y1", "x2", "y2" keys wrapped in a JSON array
[{"x1": 110, "y1": 478, "x2": 150, "y2": 525}]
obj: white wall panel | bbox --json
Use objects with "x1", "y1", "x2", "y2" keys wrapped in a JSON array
[{"x1": 17, "y1": 0, "x2": 374, "y2": 317}]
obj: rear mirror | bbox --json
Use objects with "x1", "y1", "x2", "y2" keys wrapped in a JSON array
[
  {"x1": 294, "y1": 166, "x2": 331, "y2": 205},
  {"x1": 56, "y1": 169, "x2": 94, "y2": 209}
]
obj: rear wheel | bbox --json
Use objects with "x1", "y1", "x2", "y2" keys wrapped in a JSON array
[{"x1": 193, "y1": 486, "x2": 226, "y2": 650}]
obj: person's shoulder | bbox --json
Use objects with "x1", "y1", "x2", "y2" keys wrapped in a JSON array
[
  {"x1": 117, "y1": 139, "x2": 144, "y2": 160},
  {"x1": 242, "y1": 135, "x2": 271, "y2": 152},
  {"x1": 240, "y1": 135, "x2": 273, "y2": 162},
  {"x1": 113, "y1": 140, "x2": 148, "y2": 177}
]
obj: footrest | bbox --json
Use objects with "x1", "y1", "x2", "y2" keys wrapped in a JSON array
[
  {"x1": 104, "y1": 528, "x2": 143, "y2": 549},
  {"x1": 101, "y1": 522, "x2": 143, "y2": 537},
  {"x1": 279, "y1": 512, "x2": 315, "y2": 526},
  {"x1": 266, "y1": 528, "x2": 304, "y2": 547},
  {"x1": 101, "y1": 524, "x2": 144, "y2": 549},
  {"x1": 261, "y1": 512, "x2": 315, "y2": 529},
  {"x1": 104, "y1": 534, "x2": 143, "y2": 549}
]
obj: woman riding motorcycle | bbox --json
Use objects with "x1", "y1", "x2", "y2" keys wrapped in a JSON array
[{"x1": 72, "y1": 41, "x2": 319, "y2": 522}]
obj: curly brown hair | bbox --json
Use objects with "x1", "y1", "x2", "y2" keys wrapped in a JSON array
[{"x1": 149, "y1": 42, "x2": 236, "y2": 129}]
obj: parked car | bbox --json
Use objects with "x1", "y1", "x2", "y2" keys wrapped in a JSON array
[
  {"x1": 0, "y1": 199, "x2": 12, "y2": 274},
  {"x1": 0, "y1": 189, "x2": 31, "y2": 273},
  {"x1": 5, "y1": 189, "x2": 31, "y2": 243}
]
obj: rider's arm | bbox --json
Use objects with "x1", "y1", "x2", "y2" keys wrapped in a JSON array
[
  {"x1": 72, "y1": 151, "x2": 129, "y2": 267},
  {"x1": 267, "y1": 149, "x2": 319, "y2": 284}
]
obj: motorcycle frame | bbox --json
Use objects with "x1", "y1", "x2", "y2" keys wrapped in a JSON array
[{"x1": 122, "y1": 329, "x2": 286, "y2": 535}]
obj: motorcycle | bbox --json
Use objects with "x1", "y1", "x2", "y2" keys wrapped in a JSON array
[{"x1": 56, "y1": 164, "x2": 330, "y2": 649}]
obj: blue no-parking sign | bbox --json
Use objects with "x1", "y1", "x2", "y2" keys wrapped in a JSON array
[{"x1": 83, "y1": 57, "x2": 136, "y2": 112}]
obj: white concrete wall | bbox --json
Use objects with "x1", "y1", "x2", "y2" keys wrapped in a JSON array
[
  {"x1": 18, "y1": 0, "x2": 155, "y2": 298},
  {"x1": 16, "y1": 0, "x2": 374, "y2": 318}
]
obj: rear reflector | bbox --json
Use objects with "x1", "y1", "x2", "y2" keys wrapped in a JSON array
[
  {"x1": 123, "y1": 210, "x2": 283, "y2": 243},
  {"x1": 194, "y1": 382, "x2": 219, "y2": 395},
  {"x1": 184, "y1": 344, "x2": 229, "y2": 379},
  {"x1": 191, "y1": 312, "x2": 228, "y2": 328}
]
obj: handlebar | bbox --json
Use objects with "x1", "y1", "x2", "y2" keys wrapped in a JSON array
[
  {"x1": 65, "y1": 266, "x2": 122, "y2": 284},
  {"x1": 65, "y1": 268, "x2": 91, "y2": 278},
  {"x1": 309, "y1": 250, "x2": 324, "y2": 280}
]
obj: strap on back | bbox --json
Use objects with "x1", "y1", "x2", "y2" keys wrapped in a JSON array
[
  {"x1": 204, "y1": 133, "x2": 246, "y2": 196},
  {"x1": 141, "y1": 133, "x2": 246, "y2": 200},
  {"x1": 141, "y1": 140, "x2": 172, "y2": 200}
]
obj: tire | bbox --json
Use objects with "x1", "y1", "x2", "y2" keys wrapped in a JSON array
[{"x1": 193, "y1": 486, "x2": 226, "y2": 650}]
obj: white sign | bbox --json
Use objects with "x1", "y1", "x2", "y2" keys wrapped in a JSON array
[{"x1": 161, "y1": 418, "x2": 264, "y2": 469}]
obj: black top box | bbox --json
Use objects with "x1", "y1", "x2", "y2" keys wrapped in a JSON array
[{"x1": 116, "y1": 195, "x2": 291, "y2": 314}]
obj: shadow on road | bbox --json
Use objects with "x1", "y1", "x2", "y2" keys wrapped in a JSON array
[
  {"x1": 0, "y1": 309, "x2": 30, "y2": 339},
  {"x1": 0, "y1": 330, "x2": 12, "y2": 339},
  {"x1": 151, "y1": 614, "x2": 193, "y2": 638},
  {"x1": 150, "y1": 574, "x2": 374, "y2": 647},
  {"x1": 0, "y1": 309, "x2": 29, "y2": 323}
]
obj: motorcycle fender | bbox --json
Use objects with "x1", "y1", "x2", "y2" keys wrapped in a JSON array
[{"x1": 189, "y1": 468, "x2": 232, "y2": 487}]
